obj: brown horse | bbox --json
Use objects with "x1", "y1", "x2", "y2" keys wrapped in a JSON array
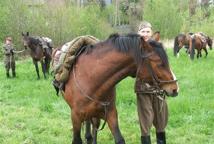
[
  {"x1": 174, "y1": 32, "x2": 212, "y2": 60},
  {"x1": 191, "y1": 34, "x2": 209, "y2": 59},
  {"x1": 22, "y1": 32, "x2": 52, "y2": 79},
  {"x1": 62, "y1": 33, "x2": 178, "y2": 144},
  {"x1": 173, "y1": 33, "x2": 193, "y2": 58}
]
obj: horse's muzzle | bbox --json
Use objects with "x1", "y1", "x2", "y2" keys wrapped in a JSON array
[{"x1": 165, "y1": 89, "x2": 178, "y2": 97}]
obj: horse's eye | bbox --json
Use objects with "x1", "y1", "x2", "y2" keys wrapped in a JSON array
[{"x1": 158, "y1": 63, "x2": 165, "y2": 68}]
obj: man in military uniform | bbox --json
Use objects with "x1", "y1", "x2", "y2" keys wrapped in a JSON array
[
  {"x1": 3, "y1": 37, "x2": 16, "y2": 78},
  {"x1": 136, "y1": 21, "x2": 167, "y2": 144}
]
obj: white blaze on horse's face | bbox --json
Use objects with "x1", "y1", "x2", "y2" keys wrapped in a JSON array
[
  {"x1": 170, "y1": 68, "x2": 179, "y2": 92},
  {"x1": 22, "y1": 37, "x2": 28, "y2": 47},
  {"x1": 145, "y1": 52, "x2": 179, "y2": 97},
  {"x1": 160, "y1": 67, "x2": 179, "y2": 97}
]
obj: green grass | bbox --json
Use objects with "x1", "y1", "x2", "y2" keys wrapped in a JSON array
[{"x1": 0, "y1": 49, "x2": 214, "y2": 144}]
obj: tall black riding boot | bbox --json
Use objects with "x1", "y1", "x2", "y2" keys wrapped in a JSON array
[
  {"x1": 156, "y1": 132, "x2": 166, "y2": 144},
  {"x1": 141, "y1": 136, "x2": 151, "y2": 144}
]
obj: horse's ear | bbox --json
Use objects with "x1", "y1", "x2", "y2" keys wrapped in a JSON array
[
  {"x1": 27, "y1": 32, "x2": 29, "y2": 36},
  {"x1": 140, "y1": 37, "x2": 153, "y2": 52}
]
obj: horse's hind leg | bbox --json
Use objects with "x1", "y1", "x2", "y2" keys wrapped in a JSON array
[
  {"x1": 45, "y1": 57, "x2": 51, "y2": 74},
  {"x1": 72, "y1": 112, "x2": 83, "y2": 144},
  {"x1": 85, "y1": 120, "x2": 93, "y2": 144},
  {"x1": 85, "y1": 118, "x2": 100, "y2": 144},
  {"x1": 91, "y1": 118, "x2": 100, "y2": 144},
  {"x1": 33, "y1": 60, "x2": 40, "y2": 79},
  {"x1": 40, "y1": 60, "x2": 46, "y2": 79}
]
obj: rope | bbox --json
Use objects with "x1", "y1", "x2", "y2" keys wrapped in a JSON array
[
  {"x1": 72, "y1": 65, "x2": 111, "y2": 131},
  {"x1": 13, "y1": 49, "x2": 25, "y2": 54}
]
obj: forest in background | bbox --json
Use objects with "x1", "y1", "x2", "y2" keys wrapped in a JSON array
[{"x1": 0, "y1": 0, "x2": 214, "y2": 57}]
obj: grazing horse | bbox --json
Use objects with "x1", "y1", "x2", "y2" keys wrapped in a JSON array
[
  {"x1": 22, "y1": 32, "x2": 52, "y2": 79},
  {"x1": 173, "y1": 33, "x2": 193, "y2": 58},
  {"x1": 191, "y1": 34, "x2": 209, "y2": 59},
  {"x1": 63, "y1": 33, "x2": 178, "y2": 144},
  {"x1": 174, "y1": 32, "x2": 212, "y2": 60}
]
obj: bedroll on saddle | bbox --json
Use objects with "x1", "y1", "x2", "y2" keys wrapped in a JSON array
[{"x1": 51, "y1": 35, "x2": 99, "y2": 93}]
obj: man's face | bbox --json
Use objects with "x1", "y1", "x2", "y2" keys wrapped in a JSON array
[
  {"x1": 138, "y1": 27, "x2": 152, "y2": 42},
  {"x1": 6, "y1": 40, "x2": 12, "y2": 44}
]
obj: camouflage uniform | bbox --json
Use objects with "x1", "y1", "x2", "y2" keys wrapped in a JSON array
[{"x1": 3, "y1": 43, "x2": 16, "y2": 77}]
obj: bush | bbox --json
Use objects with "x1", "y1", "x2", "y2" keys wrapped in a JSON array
[
  {"x1": 143, "y1": 0, "x2": 184, "y2": 39},
  {"x1": 0, "y1": 1, "x2": 114, "y2": 57}
]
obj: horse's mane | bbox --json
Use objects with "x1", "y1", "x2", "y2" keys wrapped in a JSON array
[
  {"x1": 106, "y1": 33, "x2": 143, "y2": 63},
  {"x1": 83, "y1": 33, "x2": 168, "y2": 65},
  {"x1": 148, "y1": 40, "x2": 169, "y2": 66},
  {"x1": 28, "y1": 36, "x2": 41, "y2": 46}
]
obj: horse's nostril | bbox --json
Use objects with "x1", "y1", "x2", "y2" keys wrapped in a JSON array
[
  {"x1": 172, "y1": 89, "x2": 178, "y2": 97},
  {"x1": 173, "y1": 89, "x2": 177, "y2": 93}
]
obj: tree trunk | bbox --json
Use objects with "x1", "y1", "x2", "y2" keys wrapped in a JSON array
[{"x1": 189, "y1": 0, "x2": 197, "y2": 17}]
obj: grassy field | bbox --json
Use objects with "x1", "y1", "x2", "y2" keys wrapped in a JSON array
[{"x1": 0, "y1": 49, "x2": 214, "y2": 144}]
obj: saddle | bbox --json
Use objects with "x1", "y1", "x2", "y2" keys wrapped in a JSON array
[{"x1": 52, "y1": 35, "x2": 99, "y2": 95}]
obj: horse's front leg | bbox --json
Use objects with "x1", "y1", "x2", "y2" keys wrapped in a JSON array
[
  {"x1": 72, "y1": 111, "x2": 83, "y2": 144},
  {"x1": 203, "y1": 48, "x2": 208, "y2": 57},
  {"x1": 107, "y1": 105, "x2": 125, "y2": 144},
  {"x1": 197, "y1": 50, "x2": 200, "y2": 58},
  {"x1": 33, "y1": 60, "x2": 40, "y2": 79},
  {"x1": 40, "y1": 60, "x2": 46, "y2": 79}
]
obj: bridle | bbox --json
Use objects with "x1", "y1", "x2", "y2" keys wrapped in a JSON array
[
  {"x1": 72, "y1": 65, "x2": 112, "y2": 131},
  {"x1": 138, "y1": 51, "x2": 177, "y2": 97}
]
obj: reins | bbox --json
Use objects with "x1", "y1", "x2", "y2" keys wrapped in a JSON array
[
  {"x1": 14, "y1": 49, "x2": 26, "y2": 54},
  {"x1": 72, "y1": 64, "x2": 111, "y2": 131},
  {"x1": 137, "y1": 51, "x2": 177, "y2": 98}
]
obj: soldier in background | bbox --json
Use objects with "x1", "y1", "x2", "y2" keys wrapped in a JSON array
[{"x1": 3, "y1": 36, "x2": 16, "y2": 78}]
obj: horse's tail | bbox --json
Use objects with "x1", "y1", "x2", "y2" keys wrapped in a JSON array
[
  {"x1": 190, "y1": 38, "x2": 195, "y2": 60},
  {"x1": 173, "y1": 36, "x2": 179, "y2": 56}
]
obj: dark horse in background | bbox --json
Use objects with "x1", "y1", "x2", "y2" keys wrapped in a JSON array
[
  {"x1": 62, "y1": 33, "x2": 178, "y2": 144},
  {"x1": 22, "y1": 32, "x2": 52, "y2": 79},
  {"x1": 173, "y1": 33, "x2": 193, "y2": 59},
  {"x1": 174, "y1": 32, "x2": 213, "y2": 60}
]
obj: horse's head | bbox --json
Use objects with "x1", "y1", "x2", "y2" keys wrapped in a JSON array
[
  {"x1": 22, "y1": 32, "x2": 30, "y2": 49},
  {"x1": 138, "y1": 39, "x2": 179, "y2": 97},
  {"x1": 174, "y1": 34, "x2": 188, "y2": 56},
  {"x1": 177, "y1": 34, "x2": 187, "y2": 48},
  {"x1": 207, "y1": 36, "x2": 213, "y2": 50}
]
